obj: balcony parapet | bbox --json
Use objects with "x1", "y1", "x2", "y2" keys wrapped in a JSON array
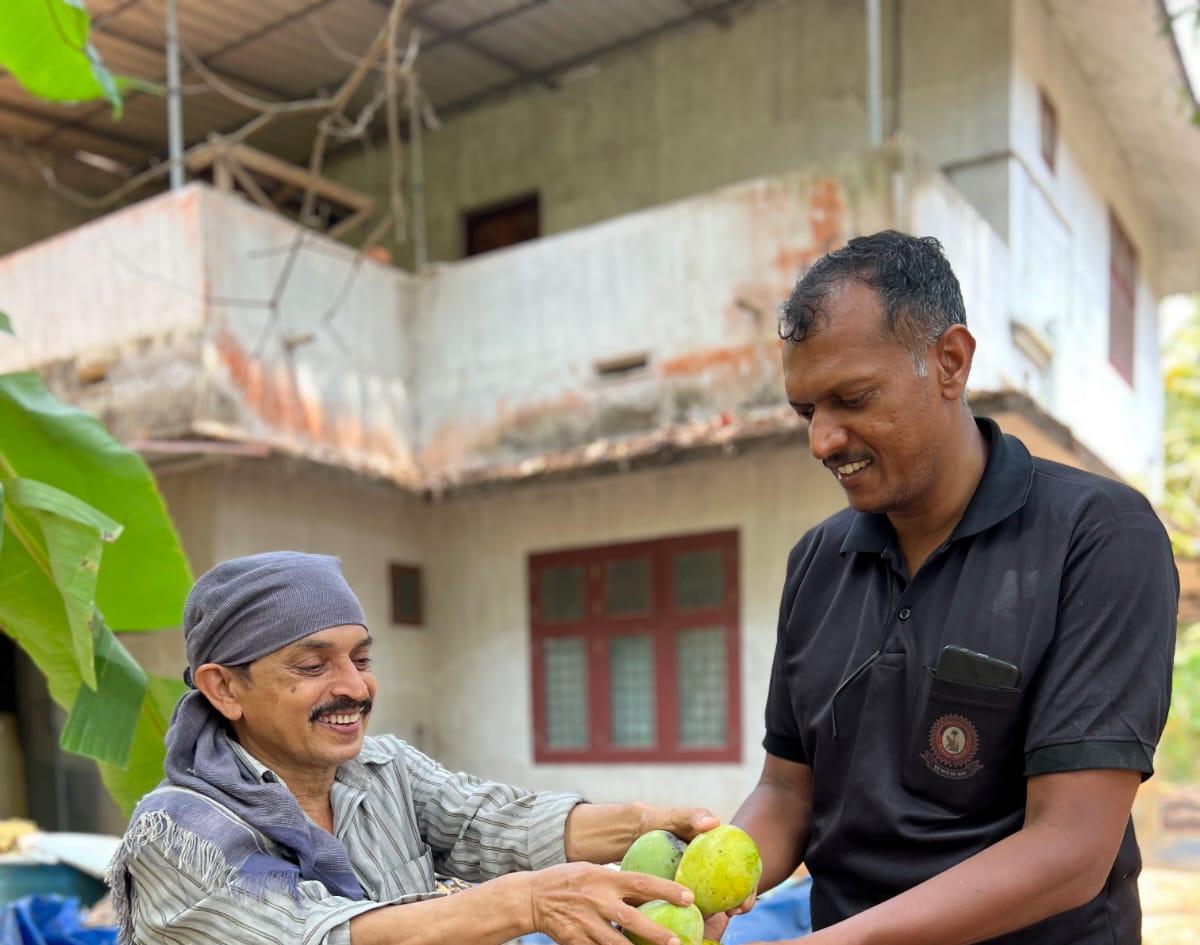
[{"x1": 8, "y1": 143, "x2": 1142, "y2": 490}]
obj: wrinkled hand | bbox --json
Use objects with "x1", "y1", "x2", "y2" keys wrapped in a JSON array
[
  {"x1": 530, "y1": 862, "x2": 697, "y2": 945},
  {"x1": 639, "y1": 805, "x2": 720, "y2": 842}
]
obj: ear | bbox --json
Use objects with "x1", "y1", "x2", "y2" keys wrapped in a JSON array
[
  {"x1": 193, "y1": 663, "x2": 248, "y2": 722},
  {"x1": 934, "y1": 324, "x2": 975, "y2": 402}
]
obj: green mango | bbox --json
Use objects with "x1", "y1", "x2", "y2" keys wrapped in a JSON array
[
  {"x1": 621, "y1": 829, "x2": 688, "y2": 880},
  {"x1": 622, "y1": 900, "x2": 704, "y2": 945},
  {"x1": 674, "y1": 825, "x2": 762, "y2": 917}
]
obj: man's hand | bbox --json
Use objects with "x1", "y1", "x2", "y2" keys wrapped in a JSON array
[
  {"x1": 565, "y1": 803, "x2": 718, "y2": 864},
  {"x1": 529, "y1": 862, "x2": 697, "y2": 945},
  {"x1": 699, "y1": 887, "x2": 757, "y2": 942},
  {"x1": 729, "y1": 890, "x2": 756, "y2": 916},
  {"x1": 702, "y1": 910, "x2": 731, "y2": 941},
  {"x1": 637, "y1": 805, "x2": 720, "y2": 843}
]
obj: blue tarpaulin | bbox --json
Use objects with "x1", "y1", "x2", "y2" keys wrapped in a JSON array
[
  {"x1": 723, "y1": 877, "x2": 811, "y2": 943},
  {"x1": 0, "y1": 896, "x2": 118, "y2": 945}
]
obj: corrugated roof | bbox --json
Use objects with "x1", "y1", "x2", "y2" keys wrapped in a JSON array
[{"x1": 0, "y1": 0, "x2": 756, "y2": 174}]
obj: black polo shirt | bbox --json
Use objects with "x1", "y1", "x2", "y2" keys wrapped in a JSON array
[{"x1": 764, "y1": 417, "x2": 1178, "y2": 942}]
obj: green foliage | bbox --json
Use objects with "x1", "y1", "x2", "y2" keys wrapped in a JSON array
[
  {"x1": 1159, "y1": 296, "x2": 1200, "y2": 782},
  {"x1": 0, "y1": 312, "x2": 11, "y2": 336},
  {"x1": 0, "y1": 373, "x2": 191, "y2": 629},
  {"x1": 1163, "y1": 299, "x2": 1200, "y2": 558},
  {"x1": 0, "y1": 371, "x2": 192, "y2": 812},
  {"x1": 0, "y1": 0, "x2": 123, "y2": 113},
  {"x1": 1160, "y1": 623, "x2": 1200, "y2": 783}
]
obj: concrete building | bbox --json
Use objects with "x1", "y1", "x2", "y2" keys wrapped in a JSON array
[{"x1": 0, "y1": 0, "x2": 1196, "y2": 833}]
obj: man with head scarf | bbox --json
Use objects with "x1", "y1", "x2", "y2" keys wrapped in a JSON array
[{"x1": 109, "y1": 552, "x2": 728, "y2": 945}]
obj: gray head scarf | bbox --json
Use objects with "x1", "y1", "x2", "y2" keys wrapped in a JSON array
[
  {"x1": 181, "y1": 550, "x2": 368, "y2": 683},
  {"x1": 109, "y1": 552, "x2": 369, "y2": 943}
]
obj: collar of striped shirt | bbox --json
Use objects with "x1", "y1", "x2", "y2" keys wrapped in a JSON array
[{"x1": 228, "y1": 735, "x2": 395, "y2": 792}]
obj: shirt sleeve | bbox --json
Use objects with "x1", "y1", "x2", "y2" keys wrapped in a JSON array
[
  {"x1": 1023, "y1": 509, "x2": 1179, "y2": 778},
  {"x1": 126, "y1": 839, "x2": 415, "y2": 945},
  {"x1": 763, "y1": 538, "x2": 811, "y2": 765},
  {"x1": 398, "y1": 741, "x2": 584, "y2": 881}
]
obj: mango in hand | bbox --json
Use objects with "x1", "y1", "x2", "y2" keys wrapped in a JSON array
[
  {"x1": 673, "y1": 824, "x2": 762, "y2": 917},
  {"x1": 621, "y1": 829, "x2": 688, "y2": 880},
  {"x1": 622, "y1": 900, "x2": 704, "y2": 945}
]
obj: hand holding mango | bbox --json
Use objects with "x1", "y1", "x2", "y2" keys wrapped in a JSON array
[
  {"x1": 675, "y1": 825, "x2": 763, "y2": 916},
  {"x1": 623, "y1": 900, "x2": 705, "y2": 945},
  {"x1": 620, "y1": 822, "x2": 763, "y2": 945}
]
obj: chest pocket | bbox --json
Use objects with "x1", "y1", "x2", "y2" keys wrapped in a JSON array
[
  {"x1": 373, "y1": 844, "x2": 436, "y2": 901},
  {"x1": 902, "y1": 667, "x2": 1024, "y2": 812}
]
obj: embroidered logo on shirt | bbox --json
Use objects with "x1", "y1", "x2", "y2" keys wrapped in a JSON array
[{"x1": 921, "y1": 713, "x2": 983, "y2": 779}]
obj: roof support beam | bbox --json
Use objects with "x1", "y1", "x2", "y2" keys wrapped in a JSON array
[
  {"x1": 421, "y1": 0, "x2": 551, "y2": 53},
  {"x1": 202, "y1": 0, "x2": 343, "y2": 64},
  {"x1": 95, "y1": 25, "x2": 296, "y2": 100},
  {"x1": 370, "y1": 0, "x2": 555, "y2": 90},
  {"x1": 0, "y1": 99, "x2": 155, "y2": 155},
  {"x1": 682, "y1": 0, "x2": 735, "y2": 29}
]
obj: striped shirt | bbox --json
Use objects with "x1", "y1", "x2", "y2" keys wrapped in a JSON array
[{"x1": 125, "y1": 735, "x2": 583, "y2": 945}]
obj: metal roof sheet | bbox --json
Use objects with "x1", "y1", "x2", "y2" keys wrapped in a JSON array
[{"x1": 0, "y1": 0, "x2": 755, "y2": 172}]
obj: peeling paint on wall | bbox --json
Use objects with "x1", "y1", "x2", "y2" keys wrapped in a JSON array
[{"x1": 208, "y1": 324, "x2": 419, "y2": 483}]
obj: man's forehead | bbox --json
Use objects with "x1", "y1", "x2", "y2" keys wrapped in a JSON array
[
  {"x1": 782, "y1": 330, "x2": 889, "y2": 394},
  {"x1": 278, "y1": 625, "x2": 372, "y2": 655}
]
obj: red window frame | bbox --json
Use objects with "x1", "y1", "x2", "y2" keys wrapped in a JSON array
[
  {"x1": 529, "y1": 530, "x2": 740, "y2": 764},
  {"x1": 1108, "y1": 213, "x2": 1137, "y2": 387}
]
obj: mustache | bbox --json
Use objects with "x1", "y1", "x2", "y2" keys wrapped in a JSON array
[{"x1": 309, "y1": 696, "x2": 373, "y2": 722}]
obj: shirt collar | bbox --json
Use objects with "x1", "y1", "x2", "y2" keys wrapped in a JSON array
[
  {"x1": 840, "y1": 416, "x2": 1034, "y2": 556},
  {"x1": 334, "y1": 737, "x2": 393, "y2": 789},
  {"x1": 228, "y1": 734, "x2": 389, "y2": 791},
  {"x1": 229, "y1": 737, "x2": 286, "y2": 787}
]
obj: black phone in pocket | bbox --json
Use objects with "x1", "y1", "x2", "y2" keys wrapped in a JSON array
[{"x1": 935, "y1": 645, "x2": 1020, "y2": 688}]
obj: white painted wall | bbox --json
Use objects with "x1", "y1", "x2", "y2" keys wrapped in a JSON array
[
  {"x1": 900, "y1": 0, "x2": 1013, "y2": 237},
  {"x1": 419, "y1": 447, "x2": 843, "y2": 819},
  {"x1": 0, "y1": 187, "x2": 207, "y2": 373},
  {"x1": 195, "y1": 190, "x2": 421, "y2": 482},
  {"x1": 1008, "y1": 0, "x2": 1167, "y2": 492}
]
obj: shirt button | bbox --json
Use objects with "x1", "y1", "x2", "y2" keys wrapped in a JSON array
[{"x1": 898, "y1": 607, "x2": 912, "y2": 621}]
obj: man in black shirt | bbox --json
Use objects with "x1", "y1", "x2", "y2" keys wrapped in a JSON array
[{"x1": 732, "y1": 231, "x2": 1178, "y2": 944}]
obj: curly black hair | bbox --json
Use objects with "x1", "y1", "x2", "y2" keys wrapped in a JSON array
[{"x1": 779, "y1": 230, "x2": 966, "y2": 374}]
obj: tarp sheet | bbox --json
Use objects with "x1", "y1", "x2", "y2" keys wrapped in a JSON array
[{"x1": 0, "y1": 896, "x2": 117, "y2": 945}]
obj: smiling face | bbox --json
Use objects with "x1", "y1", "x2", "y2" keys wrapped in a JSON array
[
  {"x1": 782, "y1": 279, "x2": 949, "y2": 515},
  {"x1": 217, "y1": 624, "x2": 376, "y2": 777}
]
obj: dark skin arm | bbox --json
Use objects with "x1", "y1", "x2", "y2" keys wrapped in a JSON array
[
  {"x1": 748, "y1": 768, "x2": 1141, "y2": 945},
  {"x1": 731, "y1": 754, "x2": 814, "y2": 895}
]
